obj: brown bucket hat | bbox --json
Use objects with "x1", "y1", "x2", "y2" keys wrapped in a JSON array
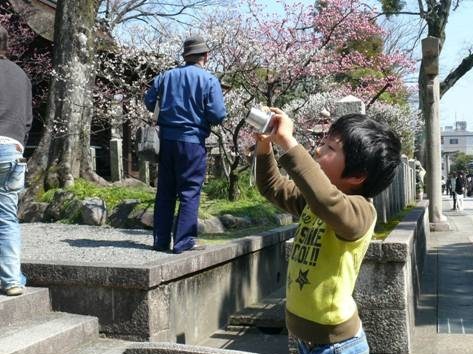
[{"x1": 182, "y1": 36, "x2": 210, "y2": 57}]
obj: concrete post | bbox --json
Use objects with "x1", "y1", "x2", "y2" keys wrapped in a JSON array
[
  {"x1": 139, "y1": 157, "x2": 150, "y2": 185},
  {"x1": 110, "y1": 138, "x2": 123, "y2": 182},
  {"x1": 110, "y1": 95, "x2": 124, "y2": 182},
  {"x1": 89, "y1": 147, "x2": 96, "y2": 172},
  {"x1": 409, "y1": 159, "x2": 416, "y2": 204},
  {"x1": 422, "y1": 37, "x2": 448, "y2": 230}
]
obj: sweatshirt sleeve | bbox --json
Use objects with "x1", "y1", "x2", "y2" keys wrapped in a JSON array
[
  {"x1": 256, "y1": 150, "x2": 307, "y2": 217},
  {"x1": 279, "y1": 144, "x2": 375, "y2": 240}
]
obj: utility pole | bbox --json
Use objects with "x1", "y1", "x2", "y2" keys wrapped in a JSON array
[{"x1": 423, "y1": 37, "x2": 449, "y2": 230}]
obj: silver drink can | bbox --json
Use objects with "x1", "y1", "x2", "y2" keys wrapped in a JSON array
[{"x1": 246, "y1": 107, "x2": 274, "y2": 134}]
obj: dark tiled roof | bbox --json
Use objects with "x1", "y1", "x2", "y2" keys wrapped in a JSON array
[
  {"x1": 37, "y1": 0, "x2": 57, "y2": 8},
  {"x1": 9, "y1": 0, "x2": 55, "y2": 41}
]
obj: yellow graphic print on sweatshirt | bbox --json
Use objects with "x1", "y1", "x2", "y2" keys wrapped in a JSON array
[{"x1": 286, "y1": 205, "x2": 375, "y2": 325}]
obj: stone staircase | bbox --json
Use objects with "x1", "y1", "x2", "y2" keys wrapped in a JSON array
[
  {"x1": 226, "y1": 287, "x2": 286, "y2": 334},
  {"x1": 0, "y1": 287, "x2": 262, "y2": 354},
  {"x1": 0, "y1": 287, "x2": 129, "y2": 354},
  {"x1": 200, "y1": 287, "x2": 289, "y2": 354}
]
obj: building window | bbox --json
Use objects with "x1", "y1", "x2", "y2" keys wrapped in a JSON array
[
  {"x1": 441, "y1": 136, "x2": 444, "y2": 144},
  {"x1": 450, "y1": 138, "x2": 458, "y2": 144}
]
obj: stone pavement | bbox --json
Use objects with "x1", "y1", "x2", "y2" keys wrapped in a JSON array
[{"x1": 412, "y1": 195, "x2": 473, "y2": 353}]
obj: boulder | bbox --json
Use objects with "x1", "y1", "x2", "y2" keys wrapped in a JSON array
[
  {"x1": 20, "y1": 202, "x2": 49, "y2": 222},
  {"x1": 128, "y1": 206, "x2": 154, "y2": 229},
  {"x1": 198, "y1": 216, "x2": 225, "y2": 234},
  {"x1": 219, "y1": 214, "x2": 252, "y2": 229},
  {"x1": 108, "y1": 199, "x2": 140, "y2": 228},
  {"x1": 43, "y1": 190, "x2": 76, "y2": 221},
  {"x1": 80, "y1": 197, "x2": 107, "y2": 226}
]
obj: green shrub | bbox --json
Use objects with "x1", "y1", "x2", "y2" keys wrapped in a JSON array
[
  {"x1": 203, "y1": 171, "x2": 261, "y2": 200},
  {"x1": 39, "y1": 179, "x2": 155, "y2": 210}
]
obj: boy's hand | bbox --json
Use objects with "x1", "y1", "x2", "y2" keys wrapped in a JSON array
[
  {"x1": 269, "y1": 108, "x2": 298, "y2": 152},
  {"x1": 254, "y1": 132, "x2": 272, "y2": 155}
]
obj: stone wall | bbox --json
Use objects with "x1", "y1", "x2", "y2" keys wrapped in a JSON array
[
  {"x1": 23, "y1": 225, "x2": 295, "y2": 344},
  {"x1": 356, "y1": 200, "x2": 428, "y2": 353}
]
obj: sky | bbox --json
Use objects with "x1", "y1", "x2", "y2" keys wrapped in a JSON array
[
  {"x1": 437, "y1": 2, "x2": 473, "y2": 130},
  {"x1": 256, "y1": 0, "x2": 473, "y2": 130}
]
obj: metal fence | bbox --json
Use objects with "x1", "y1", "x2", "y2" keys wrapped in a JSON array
[{"x1": 373, "y1": 156, "x2": 417, "y2": 224}]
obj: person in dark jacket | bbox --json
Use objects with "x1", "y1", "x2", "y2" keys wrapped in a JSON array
[
  {"x1": 144, "y1": 36, "x2": 227, "y2": 254},
  {"x1": 0, "y1": 25, "x2": 33, "y2": 296},
  {"x1": 455, "y1": 171, "x2": 466, "y2": 211}
]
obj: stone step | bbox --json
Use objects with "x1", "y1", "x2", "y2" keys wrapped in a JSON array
[
  {"x1": 66, "y1": 338, "x2": 130, "y2": 354},
  {"x1": 227, "y1": 288, "x2": 286, "y2": 330},
  {"x1": 0, "y1": 287, "x2": 51, "y2": 327},
  {"x1": 0, "y1": 312, "x2": 98, "y2": 354}
]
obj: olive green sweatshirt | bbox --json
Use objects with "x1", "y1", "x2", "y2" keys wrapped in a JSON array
[{"x1": 256, "y1": 144, "x2": 376, "y2": 344}]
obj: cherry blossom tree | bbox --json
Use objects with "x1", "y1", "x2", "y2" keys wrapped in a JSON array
[{"x1": 196, "y1": 0, "x2": 414, "y2": 200}]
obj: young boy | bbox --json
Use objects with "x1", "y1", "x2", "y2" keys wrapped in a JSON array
[{"x1": 255, "y1": 108, "x2": 401, "y2": 354}]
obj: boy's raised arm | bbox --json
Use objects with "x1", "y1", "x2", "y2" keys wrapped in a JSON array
[
  {"x1": 279, "y1": 146, "x2": 375, "y2": 240},
  {"x1": 255, "y1": 138, "x2": 306, "y2": 218}
]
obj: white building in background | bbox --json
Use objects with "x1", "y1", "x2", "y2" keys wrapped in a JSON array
[{"x1": 441, "y1": 121, "x2": 473, "y2": 177}]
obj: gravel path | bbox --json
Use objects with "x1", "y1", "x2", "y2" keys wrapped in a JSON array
[{"x1": 21, "y1": 223, "x2": 175, "y2": 265}]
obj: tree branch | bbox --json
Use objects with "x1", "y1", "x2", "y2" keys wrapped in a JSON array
[{"x1": 440, "y1": 51, "x2": 473, "y2": 98}]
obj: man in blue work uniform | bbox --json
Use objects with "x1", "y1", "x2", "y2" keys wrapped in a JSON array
[{"x1": 144, "y1": 36, "x2": 227, "y2": 254}]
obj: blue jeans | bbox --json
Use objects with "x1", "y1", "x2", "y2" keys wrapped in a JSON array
[
  {"x1": 297, "y1": 328, "x2": 369, "y2": 354},
  {"x1": 0, "y1": 144, "x2": 27, "y2": 289}
]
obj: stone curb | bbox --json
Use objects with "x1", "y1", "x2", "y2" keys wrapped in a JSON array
[{"x1": 23, "y1": 225, "x2": 297, "y2": 290}]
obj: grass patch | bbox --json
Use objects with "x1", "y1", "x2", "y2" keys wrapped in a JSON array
[
  {"x1": 40, "y1": 179, "x2": 155, "y2": 210},
  {"x1": 373, "y1": 205, "x2": 415, "y2": 240},
  {"x1": 38, "y1": 176, "x2": 281, "y2": 226}
]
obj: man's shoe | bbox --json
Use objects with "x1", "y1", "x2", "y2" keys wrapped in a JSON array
[
  {"x1": 5, "y1": 286, "x2": 23, "y2": 296},
  {"x1": 189, "y1": 244, "x2": 206, "y2": 251},
  {"x1": 154, "y1": 245, "x2": 170, "y2": 252},
  {"x1": 173, "y1": 243, "x2": 206, "y2": 254}
]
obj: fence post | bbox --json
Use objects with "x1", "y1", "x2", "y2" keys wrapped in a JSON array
[
  {"x1": 139, "y1": 158, "x2": 150, "y2": 185},
  {"x1": 89, "y1": 147, "x2": 96, "y2": 172},
  {"x1": 110, "y1": 94, "x2": 124, "y2": 182}
]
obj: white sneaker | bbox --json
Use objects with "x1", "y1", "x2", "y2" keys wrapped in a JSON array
[{"x1": 5, "y1": 286, "x2": 23, "y2": 296}]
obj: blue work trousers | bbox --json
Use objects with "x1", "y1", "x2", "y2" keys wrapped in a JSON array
[
  {"x1": 153, "y1": 139, "x2": 207, "y2": 253},
  {"x1": 0, "y1": 144, "x2": 27, "y2": 289}
]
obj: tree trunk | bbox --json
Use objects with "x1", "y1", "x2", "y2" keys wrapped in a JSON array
[
  {"x1": 228, "y1": 171, "x2": 240, "y2": 201},
  {"x1": 27, "y1": 0, "x2": 102, "y2": 193}
]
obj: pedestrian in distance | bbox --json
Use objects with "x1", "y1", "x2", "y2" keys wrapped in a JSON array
[
  {"x1": 449, "y1": 173, "x2": 457, "y2": 210},
  {"x1": 455, "y1": 170, "x2": 466, "y2": 212},
  {"x1": 144, "y1": 35, "x2": 227, "y2": 254},
  {"x1": 446, "y1": 174, "x2": 452, "y2": 196},
  {"x1": 0, "y1": 25, "x2": 32, "y2": 296},
  {"x1": 255, "y1": 110, "x2": 401, "y2": 354}
]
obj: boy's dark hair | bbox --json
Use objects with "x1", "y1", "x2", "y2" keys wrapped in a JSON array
[
  {"x1": 0, "y1": 25, "x2": 7, "y2": 58},
  {"x1": 328, "y1": 113, "x2": 401, "y2": 198}
]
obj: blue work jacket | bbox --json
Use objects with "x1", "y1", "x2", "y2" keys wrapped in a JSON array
[{"x1": 144, "y1": 64, "x2": 227, "y2": 144}]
